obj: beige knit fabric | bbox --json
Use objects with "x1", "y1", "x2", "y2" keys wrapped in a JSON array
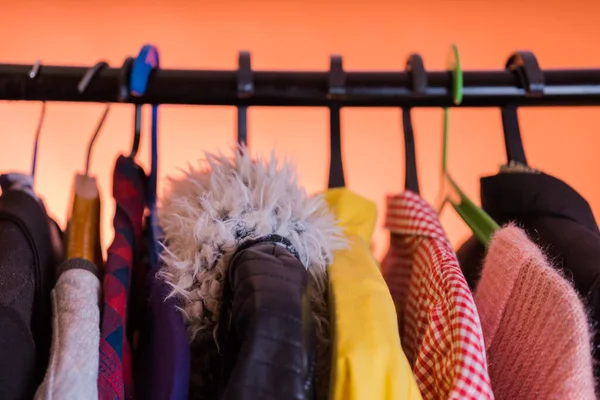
[{"x1": 475, "y1": 225, "x2": 596, "y2": 399}]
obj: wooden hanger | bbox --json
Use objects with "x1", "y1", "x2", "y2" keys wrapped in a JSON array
[{"x1": 65, "y1": 61, "x2": 110, "y2": 262}]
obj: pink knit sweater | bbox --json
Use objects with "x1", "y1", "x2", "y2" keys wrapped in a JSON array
[{"x1": 475, "y1": 225, "x2": 595, "y2": 399}]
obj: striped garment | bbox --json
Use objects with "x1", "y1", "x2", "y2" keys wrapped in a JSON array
[{"x1": 98, "y1": 156, "x2": 147, "y2": 400}]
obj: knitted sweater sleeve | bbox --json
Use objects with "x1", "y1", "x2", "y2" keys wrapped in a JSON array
[{"x1": 34, "y1": 258, "x2": 101, "y2": 400}]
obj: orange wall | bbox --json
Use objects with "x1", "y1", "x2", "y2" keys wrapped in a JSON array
[{"x1": 2, "y1": 0, "x2": 600, "y2": 259}]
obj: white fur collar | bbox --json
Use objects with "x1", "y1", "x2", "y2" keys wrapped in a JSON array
[{"x1": 158, "y1": 145, "x2": 345, "y2": 350}]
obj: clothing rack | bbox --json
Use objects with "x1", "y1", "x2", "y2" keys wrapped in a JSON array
[{"x1": 1, "y1": 52, "x2": 600, "y2": 107}]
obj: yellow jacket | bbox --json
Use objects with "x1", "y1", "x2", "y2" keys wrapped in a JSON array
[{"x1": 324, "y1": 188, "x2": 422, "y2": 400}]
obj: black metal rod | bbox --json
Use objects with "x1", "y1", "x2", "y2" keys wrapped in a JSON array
[{"x1": 2, "y1": 63, "x2": 600, "y2": 107}]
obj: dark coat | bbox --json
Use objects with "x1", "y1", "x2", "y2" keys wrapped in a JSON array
[
  {"x1": 217, "y1": 236, "x2": 317, "y2": 400},
  {"x1": 457, "y1": 171, "x2": 600, "y2": 392},
  {"x1": 0, "y1": 189, "x2": 56, "y2": 400}
]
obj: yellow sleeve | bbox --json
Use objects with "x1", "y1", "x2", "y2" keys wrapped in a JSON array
[{"x1": 328, "y1": 233, "x2": 422, "y2": 400}]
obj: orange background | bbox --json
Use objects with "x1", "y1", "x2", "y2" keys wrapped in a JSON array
[{"x1": 1, "y1": 0, "x2": 600, "y2": 259}]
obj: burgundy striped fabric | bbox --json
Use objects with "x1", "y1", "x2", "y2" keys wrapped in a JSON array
[{"x1": 98, "y1": 156, "x2": 146, "y2": 400}]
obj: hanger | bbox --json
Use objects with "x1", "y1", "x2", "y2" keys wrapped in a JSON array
[
  {"x1": 65, "y1": 60, "x2": 110, "y2": 262},
  {"x1": 117, "y1": 50, "x2": 158, "y2": 160},
  {"x1": 118, "y1": 57, "x2": 135, "y2": 102},
  {"x1": 128, "y1": 45, "x2": 161, "y2": 265},
  {"x1": 29, "y1": 60, "x2": 46, "y2": 182},
  {"x1": 117, "y1": 56, "x2": 138, "y2": 156},
  {"x1": 237, "y1": 51, "x2": 253, "y2": 147},
  {"x1": 79, "y1": 61, "x2": 111, "y2": 176},
  {"x1": 328, "y1": 55, "x2": 345, "y2": 189},
  {"x1": 501, "y1": 51, "x2": 545, "y2": 166},
  {"x1": 402, "y1": 54, "x2": 427, "y2": 194},
  {"x1": 438, "y1": 44, "x2": 499, "y2": 245},
  {"x1": 129, "y1": 44, "x2": 159, "y2": 209}
]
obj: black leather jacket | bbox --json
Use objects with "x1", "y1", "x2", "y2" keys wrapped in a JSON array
[{"x1": 217, "y1": 236, "x2": 317, "y2": 400}]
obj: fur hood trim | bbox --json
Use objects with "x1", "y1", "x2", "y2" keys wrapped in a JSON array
[{"x1": 158, "y1": 146, "x2": 346, "y2": 342}]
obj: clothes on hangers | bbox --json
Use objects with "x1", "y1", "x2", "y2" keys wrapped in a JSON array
[
  {"x1": 34, "y1": 258, "x2": 101, "y2": 400},
  {"x1": 456, "y1": 166, "x2": 600, "y2": 391},
  {"x1": 0, "y1": 173, "x2": 61, "y2": 400},
  {"x1": 473, "y1": 225, "x2": 595, "y2": 399},
  {"x1": 381, "y1": 190, "x2": 493, "y2": 400},
  {"x1": 158, "y1": 147, "x2": 344, "y2": 399},
  {"x1": 216, "y1": 236, "x2": 317, "y2": 399},
  {"x1": 134, "y1": 223, "x2": 190, "y2": 400},
  {"x1": 323, "y1": 188, "x2": 422, "y2": 400}
]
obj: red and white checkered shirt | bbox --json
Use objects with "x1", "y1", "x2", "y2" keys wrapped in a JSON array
[{"x1": 382, "y1": 190, "x2": 494, "y2": 400}]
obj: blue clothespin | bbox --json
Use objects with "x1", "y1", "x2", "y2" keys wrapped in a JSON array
[{"x1": 129, "y1": 44, "x2": 161, "y2": 264}]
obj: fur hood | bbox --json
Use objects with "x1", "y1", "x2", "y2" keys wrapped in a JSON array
[{"x1": 158, "y1": 146, "x2": 346, "y2": 395}]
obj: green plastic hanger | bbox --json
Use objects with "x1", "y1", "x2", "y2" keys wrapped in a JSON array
[{"x1": 438, "y1": 44, "x2": 499, "y2": 245}]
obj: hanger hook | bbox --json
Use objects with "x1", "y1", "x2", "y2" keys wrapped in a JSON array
[
  {"x1": 406, "y1": 54, "x2": 428, "y2": 95},
  {"x1": 436, "y1": 44, "x2": 463, "y2": 209},
  {"x1": 327, "y1": 55, "x2": 346, "y2": 189},
  {"x1": 117, "y1": 57, "x2": 138, "y2": 157},
  {"x1": 129, "y1": 44, "x2": 159, "y2": 174},
  {"x1": 78, "y1": 61, "x2": 110, "y2": 176},
  {"x1": 237, "y1": 51, "x2": 253, "y2": 147},
  {"x1": 118, "y1": 57, "x2": 135, "y2": 102},
  {"x1": 127, "y1": 46, "x2": 159, "y2": 160},
  {"x1": 501, "y1": 51, "x2": 545, "y2": 166},
  {"x1": 506, "y1": 51, "x2": 544, "y2": 97},
  {"x1": 443, "y1": 44, "x2": 464, "y2": 172},
  {"x1": 402, "y1": 53, "x2": 427, "y2": 194},
  {"x1": 29, "y1": 60, "x2": 46, "y2": 180}
]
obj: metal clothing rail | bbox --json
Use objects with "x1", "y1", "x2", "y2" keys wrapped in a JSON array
[{"x1": 1, "y1": 52, "x2": 600, "y2": 107}]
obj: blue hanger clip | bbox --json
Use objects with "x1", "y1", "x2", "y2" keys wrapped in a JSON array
[{"x1": 130, "y1": 44, "x2": 160, "y2": 97}]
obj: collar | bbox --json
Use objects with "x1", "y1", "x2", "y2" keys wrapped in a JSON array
[
  {"x1": 323, "y1": 188, "x2": 377, "y2": 243},
  {"x1": 385, "y1": 190, "x2": 448, "y2": 241},
  {"x1": 231, "y1": 234, "x2": 301, "y2": 262},
  {"x1": 0, "y1": 172, "x2": 40, "y2": 203},
  {"x1": 480, "y1": 169, "x2": 599, "y2": 234}
]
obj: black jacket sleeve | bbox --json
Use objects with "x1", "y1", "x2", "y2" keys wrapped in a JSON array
[{"x1": 217, "y1": 239, "x2": 317, "y2": 400}]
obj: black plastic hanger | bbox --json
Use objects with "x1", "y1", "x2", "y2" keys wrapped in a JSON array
[
  {"x1": 117, "y1": 57, "x2": 140, "y2": 158},
  {"x1": 501, "y1": 51, "x2": 545, "y2": 166},
  {"x1": 402, "y1": 54, "x2": 427, "y2": 194},
  {"x1": 328, "y1": 55, "x2": 345, "y2": 189},
  {"x1": 118, "y1": 57, "x2": 135, "y2": 102},
  {"x1": 237, "y1": 51, "x2": 253, "y2": 147}
]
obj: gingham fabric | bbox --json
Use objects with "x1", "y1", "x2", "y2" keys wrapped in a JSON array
[
  {"x1": 98, "y1": 156, "x2": 146, "y2": 400},
  {"x1": 381, "y1": 190, "x2": 494, "y2": 400}
]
